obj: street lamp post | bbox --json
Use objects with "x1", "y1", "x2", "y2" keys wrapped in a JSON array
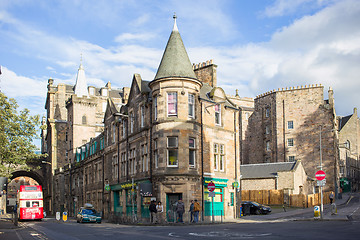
[{"x1": 319, "y1": 126, "x2": 324, "y2": 220}]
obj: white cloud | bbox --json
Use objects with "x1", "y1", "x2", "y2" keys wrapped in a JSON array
[
  {"x1": 263, "y1": 0, "x2": 332, "y2": 17},
  {"x1": 1, "y1": 66, "x2": 47, "y2": 98},
  {"x1": 114, "y1": 33, "x2": 156, "y2": 43}
]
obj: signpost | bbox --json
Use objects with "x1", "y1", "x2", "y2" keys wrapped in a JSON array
[
  {"x1": 208, "y1": 181, "x2": 215, "y2": 222},
  {"x1": 62, "y1": 212, "x2": 67, "y2": 222},
  {"x1": 315, "y1": 170, "x2": 326, "y2": 219},
  {"x1": 314, "y1": 206, "x2": 320, "y2": 219},
  {"x1": 315, "y1": 170, "x2": 326, "y2": 181}
]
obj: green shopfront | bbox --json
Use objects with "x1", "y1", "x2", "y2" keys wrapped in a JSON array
[
  {"x1": 203, "y1": 177, "x2": 228, "y2": 217},
  {"x1": 110, "y1": 180, "x2": 152, "y2": 219}
]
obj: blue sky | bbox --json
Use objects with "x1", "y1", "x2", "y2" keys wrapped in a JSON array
[{"x1": 1, "y1": 0, "x2": 360, "y2": 148}]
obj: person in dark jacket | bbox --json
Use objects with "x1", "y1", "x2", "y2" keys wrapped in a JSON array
[
  {"x1": 149, "y1": 200, "x2": 157, "y2": 223},
  {"x1": 189, "y1": 200, "x2": 194, "y2": 223},
  {"x1": 176, "y1": 199, "x2": 185, "y2": 223}
]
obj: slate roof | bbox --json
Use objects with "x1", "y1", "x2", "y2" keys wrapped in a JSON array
[
  {"x1": 241, "y1": 162, "x2": 297, "y2": 179},
  {"x1": 339, "y1": 115, "x2": 352, "y2": 131},
  {"x1": 154, "y1": 18, "x2": 196, "y2": 80}
]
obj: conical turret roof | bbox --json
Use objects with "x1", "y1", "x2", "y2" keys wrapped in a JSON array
[
  {"x1": 154, "y1": 15, "x2": 196, "y2": 80},
  {"x1": 74, "y1": 63, "x2": 88, "y2": 97}
]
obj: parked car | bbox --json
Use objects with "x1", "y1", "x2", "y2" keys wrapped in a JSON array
[
  {"x1": 241, "y1": 201, "x2": 271, "y2": 215},
  {"x1": 77, "y1": 204, "x2": 101, "y2": 223}
]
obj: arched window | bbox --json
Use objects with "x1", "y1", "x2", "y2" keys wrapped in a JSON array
[
  {"x1": 82, "y1": 115, "x2": 87, "y2": 125},
  {"x1": 346, "y1": 140, "x2": 351, "y2": 150}
]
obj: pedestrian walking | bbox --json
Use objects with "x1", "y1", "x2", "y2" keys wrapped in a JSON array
[
  {"x1": 149, "y1": 200, "x2": 157, "y2": 223},
  {"x1": 189, "y1": 200, "x2": 194, "y2": 223},
  {"x1": 156, "y1": 201, "x2": 163, "y2": 223},
  {"x1": 175, "y1": 199, "x2": 185, "y2": 223},
  {"x1": 329, "y1": 192, "x2": 334, "y2": 204},
  {"x1": 193, "y1": 199, "x2": 201, "y2": 223}
]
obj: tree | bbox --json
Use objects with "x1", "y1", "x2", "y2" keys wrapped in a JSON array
[{"x1": 0, "y1": 92, "x2": 44, "y2": 177}]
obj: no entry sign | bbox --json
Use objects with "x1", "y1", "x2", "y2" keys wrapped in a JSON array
[
  {"x1": 315, "y1": 170, "x2": 326, "y2": 181},
  {"x1": 208, "y1": 181, "x2": 215, "y2": 192}
]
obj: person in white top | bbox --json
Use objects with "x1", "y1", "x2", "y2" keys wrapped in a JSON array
[{"x1": 156, "y1": 201, "x2": 163, "y2": 223}]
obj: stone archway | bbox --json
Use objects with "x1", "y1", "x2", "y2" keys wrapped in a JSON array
[{"x1": 10, "y1": 170, "x2": 44, "y2": 186}]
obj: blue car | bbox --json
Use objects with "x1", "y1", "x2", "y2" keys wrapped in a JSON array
[{"x1": 77, "y1": 207, "x2": 102, "y2": 223}]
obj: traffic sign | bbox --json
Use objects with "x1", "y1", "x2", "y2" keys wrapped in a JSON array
[
  {"x1": 317, "y1": 179, "x2": 326, "y2": 186},
  {"x1": 314, "y1": 206, "x2": 320, "y2": 219},
  {"x1": 56, "y1": 212, "x2": 60, "y2": 221},
  {"x1": 232, "y1": 181, "x2": 239, "y2": 188},
  {"x1": 208, "y1": 181, "x2": 215, "y2": 192},
  {"x1": 63, "y1": 212, "x2": 68, "y2": 222},
  {"x1": 209, "y1": 191, "x2": 216, "y2": 197},
  {"x1": 315, "y1": 170, "x2": 326, "y2": 181}
]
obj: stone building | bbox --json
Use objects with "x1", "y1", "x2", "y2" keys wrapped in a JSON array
[
  {"x1": 50, "y1": 16, "x2": 244, "y2": 221},
  {"x1": 44, "y1": 16, "x2": 360, "y2": 221},
  {"x1": 244, "y1": 86, "x2": 339, "y2": 193},
  {"x1": 43, "y1": 61, "x2": 129, "y2": 214},
  {"x1": 337, "y1": 108, "x2": 360, "y2": 192},
  {"x1": 240, "y1": 161, "x2": 313, "y2": 194}
]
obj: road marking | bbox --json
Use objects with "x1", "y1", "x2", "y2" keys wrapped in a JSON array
[
  {"x1": 349, "y1": 206, "x2": 360, "y2": 217},
  {"x1": 15, "y1": 230, "x2": 24, "y2": 240}
]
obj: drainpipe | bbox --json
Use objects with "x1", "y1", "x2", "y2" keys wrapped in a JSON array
[{"x1": 200, "y1": 101, "x2": 204, "y2": 222}]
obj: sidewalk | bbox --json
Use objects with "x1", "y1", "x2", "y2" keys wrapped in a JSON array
[
  {"x1": 234, "y1": 192, "x2": 354, "y2": 223},
  {"x1": 0, "y1": 213, "x2": 19, "y2": 230}
]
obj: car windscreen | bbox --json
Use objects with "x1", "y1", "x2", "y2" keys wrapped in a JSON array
[
  {"x1": 82, "y1": 209, "x2": 96, "y2": 215},
  {"x1": 252, "y1": 202, "x2": 260, "y2": 206}
]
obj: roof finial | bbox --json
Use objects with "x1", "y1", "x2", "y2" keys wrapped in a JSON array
[
  {"x1": 173, "y1": 12, "x2": 178, "y2": 32},
  {"x1": 79, "y1": 53, "x2": 84, "y2": 70}
]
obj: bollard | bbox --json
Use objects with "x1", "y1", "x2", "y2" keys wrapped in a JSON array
[{"x1": 331, "y1": 203, "x2": 337, "y2": 215}]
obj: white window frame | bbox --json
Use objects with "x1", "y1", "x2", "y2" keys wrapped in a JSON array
[
  {"x1": 214, "y1": 143, "x2": 219, "y2": 171},
  {"x1": 189, "y1": 138, "x2": 196, "y2": 167},
  {"x1": 188, "y1": 94, "x2": 195, "y2": 119},
  {"x1": 112, "y1": 123, "x2": 116, "y2": 144},
  {"x1": 288, "y1": 138, "x2": 294, "y2": 147},
  {"x1": 266, "y1": 141, "x2": 271, "y2": 151},
  {"x1": 265, "y1": 125, "x2": 270, "y2": 135},
  {"x1": 215, "y1": 104, "x2": 221, "y2": 125},
  {"x1": 288, "y1": 156, "x2": 295, "y2": 162},
  {"x1": 167, "y1": 137, "x2": 178, "y2": 167},
  {"x1": 219, "y1": 144, "x2": 225, "y2": 171},
  {"x1": 288, "y1": 121, "x2": 294, "y2": 129},
  {"x1": 154, "y1": 140, "x2": 159, "y2": 169},
  {"x1": 265, "y1": 108, "x2": 270, "y2": 118},
  {"x1": 154, "y1": 96, "x2": 158, "y2": 121},
  {"x1": 167, "y1": 92, "x2": 178, "y2": 116},
  {"x1": 141, "y1": 105, "x2": 145, "y2": 128},
  {"x1": 130, "y1": 112, "x2": 134, "y2": 133}
]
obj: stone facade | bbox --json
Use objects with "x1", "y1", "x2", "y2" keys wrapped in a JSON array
[
  {"x1": 244, "y1": 85, "x2": 339, "y2": 192},
  {"x1": 43, "y1": 18, "x2": 359, "y2": 222},
  {"x1": 338, "y1": 108, "x2": 360, "y2": 192}
]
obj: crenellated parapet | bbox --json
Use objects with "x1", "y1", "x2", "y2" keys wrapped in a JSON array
[{"x1": 255, "y1": 84, "x2": 323, "y2": 99}]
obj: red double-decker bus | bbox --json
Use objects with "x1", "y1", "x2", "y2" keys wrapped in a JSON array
[{"x1": 17, "y1": 185, "x2": 44, "y2": 220}]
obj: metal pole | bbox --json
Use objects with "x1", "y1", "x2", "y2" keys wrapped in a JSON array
[
  {"x1": 320, "y1": 126, "x2": 323, "y2": 220},
  {"x1": 212, "y1": 196, "x2": 214, "y2": 223},
  {"x1": 132, "y1": 177, "x2": 135, "y2": 222}
]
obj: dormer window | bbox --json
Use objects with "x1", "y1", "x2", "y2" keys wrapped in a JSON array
[
  {"x1": 215, "y1": 104, "x2": 221, "y2": 125},
  {"x1": 101, "y1": 88, "x2": 108, "y2": 97},
  {"x1": 89, "y1": 87, "x2": 95, "y2": 96}
]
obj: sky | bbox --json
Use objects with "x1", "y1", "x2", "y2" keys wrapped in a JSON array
[{"x1": 1, "y1": 0, "x2": 360, "y2": 148}]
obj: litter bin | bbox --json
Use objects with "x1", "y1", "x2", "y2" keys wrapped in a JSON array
[{"x1": 242, "y1": 203, "x2": 251, "y2": 216}]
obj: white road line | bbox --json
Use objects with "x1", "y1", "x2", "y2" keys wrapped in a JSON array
[
  {"x1": 15, "y1": 230, "x2": 24, "y2": 240},
  {"x1": 349, "y1": 206, "x2": 360, "y2": 217}
]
